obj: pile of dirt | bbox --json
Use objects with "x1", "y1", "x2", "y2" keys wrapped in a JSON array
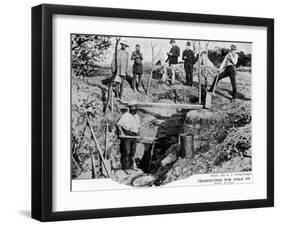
[{"x1": 160, "y1": 99, "x2": 251, "y2": 184}]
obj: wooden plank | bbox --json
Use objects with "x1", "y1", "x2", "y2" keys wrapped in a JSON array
[{"x1": 121, "y1": 101, "x2": 203, "y2": 110}]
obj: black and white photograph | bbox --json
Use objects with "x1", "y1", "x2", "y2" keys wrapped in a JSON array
[
  {"x1": 71, "y1": 34, "x2": 252, "y2": 188},
  {"x1": 29, "y1": 3, "x2": 274, "y2": 222}
]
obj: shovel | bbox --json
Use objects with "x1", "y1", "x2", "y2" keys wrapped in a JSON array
[{"x1": 205, "y1": 71, "x2": 219, "y2": 109}]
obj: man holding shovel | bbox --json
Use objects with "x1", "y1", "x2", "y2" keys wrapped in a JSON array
[
  {"x1": 209, "y1": 44, "x2": 239, "y2": 100},
  {"x1": 116, "y1": 100, "x2": 140, "y2": 170}
]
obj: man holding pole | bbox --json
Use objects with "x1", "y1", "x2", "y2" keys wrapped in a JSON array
[
  {"x1": 182, "y1": 41, "x2": 199, "y2": 86},
  {"x1": 116, "y1": 100, "x2": 140, "y2": 170},
  {"x1": 209, "y1": 44, "x2": 239, "y2": 100},
  {"x1": 111, "y1": 39, "x2": 130, "y2": 100}
]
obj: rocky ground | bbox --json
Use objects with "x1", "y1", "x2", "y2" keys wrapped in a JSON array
[{"x1": 71, "y1": 66, "x2": 252, "y2": 187}]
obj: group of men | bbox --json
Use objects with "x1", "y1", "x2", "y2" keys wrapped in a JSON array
[
  {"x1": 162, "y1": 39, "x2": 199, "y2": 86},
  {"x1": 161, "y1": 40, "x2": 239, "y2": 100},
  {"x1": 113, "y1": 39, "x2": 239, "y2": 171},
  {"x1": 111, "y1": 38, "x2": 239, "y2": 100},
  {"x1": 111, "y1": 40, "x2": 144, "y2": 99},
  {"x1": 111, "y1": 39, "x2": 201, "y2": 100}
]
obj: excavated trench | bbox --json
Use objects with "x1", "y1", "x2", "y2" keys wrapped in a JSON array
[{"x1": 72, "y1": 74, "x2": 252, "y2": 187}]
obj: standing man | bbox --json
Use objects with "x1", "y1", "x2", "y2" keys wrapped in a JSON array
[
  {"x1": 131, "y1": 44, "x2": 144, "y2": 92},
  {"x1": 111, "y1": 39, "x2": 130, "y2": 100},
  {"x1": 163, "y1": 39, "x2": 180, "y2": 84},
  {"x1": 209, "y1": 44, "x2": 239, "y2": 100},
  {"x1": 116, "y1": 100, "x2": 140, "y2": 170},
  {"x1": 182, "y1": 41, "x2": 199, "y2": 86}
]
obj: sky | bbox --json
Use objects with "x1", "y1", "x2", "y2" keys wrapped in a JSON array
[{"x1": 97, "y1": 36, "x2": 252, "y2": 65}]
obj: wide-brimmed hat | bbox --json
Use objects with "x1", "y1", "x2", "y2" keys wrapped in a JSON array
[
  {"x1": 120, "y1": 39, "x2": 130, "y2": 47},
  {"x1": 128, "y1": 100, "x2": 138, "y2": 107},
  {"x1": 169, "y1": 39, "x2": 176, "y2": 44},
  {"x1": 230, "y1": 44, "x2": 237, "y2": 50}
]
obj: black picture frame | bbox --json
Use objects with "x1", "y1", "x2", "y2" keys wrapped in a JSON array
[{"x1": 32, "y1": 3, "x2": 274, "y2": 222}]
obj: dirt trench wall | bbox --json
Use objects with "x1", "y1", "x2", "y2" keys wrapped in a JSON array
[
  {"x1": 183, "y1": 99, "x2": 251, "y2": 153},
  {"x1": 161, "y1": 99, "x2": 251, "y2": 185}
]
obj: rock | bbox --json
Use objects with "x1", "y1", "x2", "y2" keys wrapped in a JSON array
[
  {"x1": 161, "y1": 144, "x2": 180, "y2": 166},
  {"x1": 172, "y1": 166, "x2": 181, "y2": 177},
  {"x1": 111, "y1": 168, "x2": 144, "y2": 185},
  {"x1": 131, "y1": 175, "x2": 156, "y2": 187}
]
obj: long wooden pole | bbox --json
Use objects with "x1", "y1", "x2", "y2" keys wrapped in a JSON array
[
  {"x1": 146, "y1": 43, "x2": 156, "y2": 95},
  {"x1": 110, "y1": 88, "x2": 113, "y2": 112},
  {"x1": 90, "y1": 153, "x2": 96, "y2": 178},
  {"x1": 205, "y1": 42, "x2": 209, "y2": 89},
  {"x1": 105, "y1": 123, "x2": 109, "y2": 159},
  {"x1": 104, "y1": 37, "x2": 120, "y2": 113},
  {"x1": 87, "y1": 118, "x2": 110, "y2": 177},
  {"x1": 198, "y1": 41, "x2": 202, "y2": 104}
]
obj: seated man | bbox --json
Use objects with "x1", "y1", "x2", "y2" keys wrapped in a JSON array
[{"x1": 116, "y1": 100, "x2": 140, "y2": 170}]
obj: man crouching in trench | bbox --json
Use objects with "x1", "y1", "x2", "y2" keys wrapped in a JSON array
[{"x1": 116, "y1": 100, "x2": 140, "y2": 171}]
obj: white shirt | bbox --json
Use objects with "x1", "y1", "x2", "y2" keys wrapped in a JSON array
[
  {"x1": 117, "y1": 112, "x2": 140, "y2": 134},
  {"x1": 219, "y1": 52, "x2": 238, "y2": 71}
]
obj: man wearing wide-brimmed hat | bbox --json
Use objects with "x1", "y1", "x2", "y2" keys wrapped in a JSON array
[
  {"x1": 111, "y1": 39, "x2": 130, "y2": 99},
  {"x1": 116, "y1": 100, "x2": 140, "y2": 170},
  {"x1": 209, "y1": 44, "x2": 239, "y2": 100}
]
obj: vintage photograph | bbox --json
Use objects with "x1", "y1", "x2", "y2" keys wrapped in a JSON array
[{"x1": 71, "y1": 34, "x2": 252, "y2": 187}]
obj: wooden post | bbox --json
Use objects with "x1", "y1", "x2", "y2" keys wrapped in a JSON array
[
  {"x1": 104, "y1": 37, "x2": 120, "y2": 113},
  {"x1": 147, "y1": 141, "x2": 156, "y2": 172},
  {"x1": 198, "y1": 41, "x2": 202, "y2": 104},
  {"x1": 146, "y1": 43, "x2": 156, "y2": 95},
  {"x1": 204, "y1": 42, "x2": 209, "y2": 89},
  {"x1": 179, "y1": 134, "x2": 194, "y2": 158},
  {"x1": 103, "y1": 123, "x2": 112, "y2": 177},
  {"x1": 110, "y1": 87, "x2": 113, "y2": 112},
  {"x1": 105, "y1": 123, "x2": 109, "y2": 159},
  {"x1": 90, "y1": 153, "x2": 96, "y2": 179}
]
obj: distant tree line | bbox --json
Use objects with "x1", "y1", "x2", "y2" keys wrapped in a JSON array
[{"x1": 208, "y1": 48, "x2": 251, "y2": 68}]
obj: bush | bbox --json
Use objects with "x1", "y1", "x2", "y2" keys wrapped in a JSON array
[
  {"x1": 208, "y1": 48, "x2": 251, "y2": 68},
  {"x1": 71, "y1": 34, "x2": 112, "y2": 77}
]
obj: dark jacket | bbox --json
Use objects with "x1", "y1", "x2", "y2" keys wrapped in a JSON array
[
  {"x1": 182, "y1": 49, "x2": 198, "y2": 66},
  {"x1": 131, "y1": 50, "x2": 143, "y2": 74},
  {"x1": 167, "y1": 45, "x2": 180, "y2": 65}
]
